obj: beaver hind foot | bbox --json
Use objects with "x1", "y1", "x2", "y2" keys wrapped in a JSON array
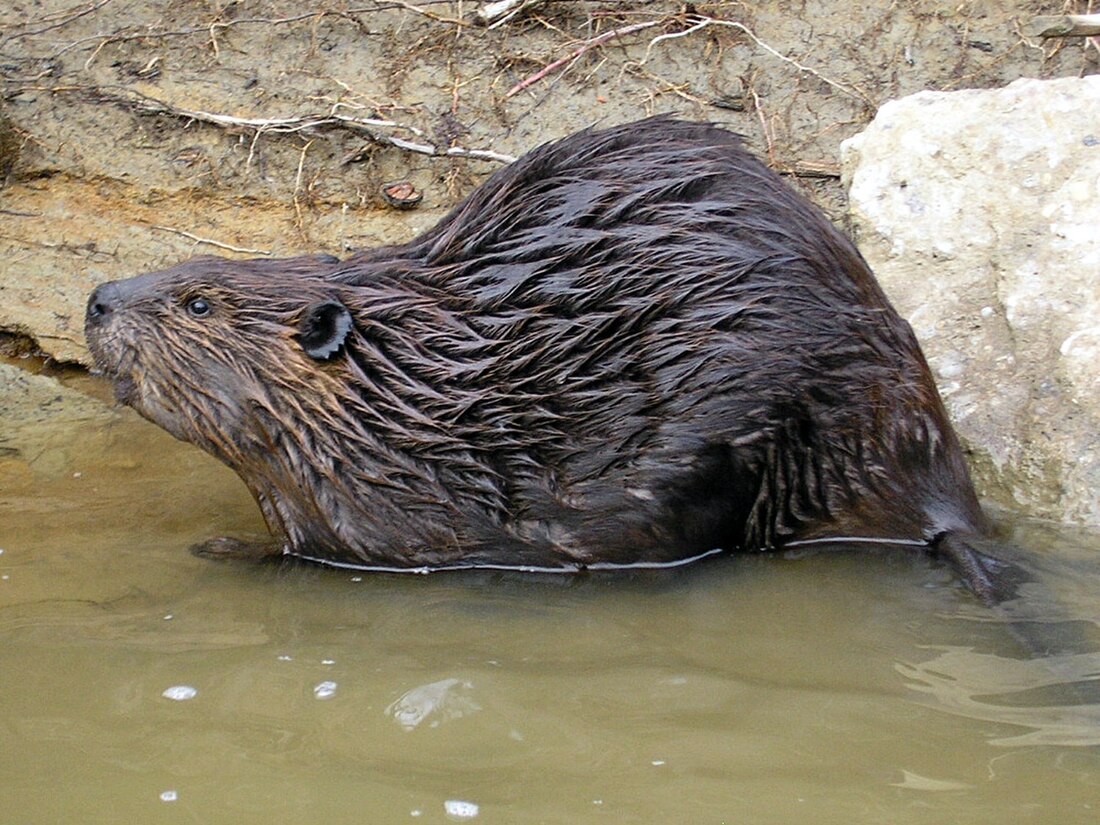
[{"x1": 190, "y1": 536, "x2": 283, "y2": 563}]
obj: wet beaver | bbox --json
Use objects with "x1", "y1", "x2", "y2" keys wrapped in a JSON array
[{"x1": 84, "y1": 117, "x2": 1019, "y2": 602}]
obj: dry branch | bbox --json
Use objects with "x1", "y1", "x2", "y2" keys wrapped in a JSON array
[
  {"x1": 148, "y1": 226, "x2": 272, "y2": 255},
  {"x1": 642, "y1": 16, "x2": 870, "y2": 107},
  {"x1": 75, "y1": 86, "x2": 517, "y2": 164},
  {"x1": 506, "y1": 20, "x2": 662, "y2": 97},
  {"x1": 0, "y1": 0, "x2": 115, "y2": 44},
  {"x1": 1028, "y1": 14, "x2": 1100, "y2": 38},
  {"x1": 388, "y1": 0, "x2": 469, "y2": 27},
  {"x1": 40, "y1": 4, "x2": 469, "y2": 62},
  {"x1": 475, "y1": 0, "x2": 551, "y2": 28}
]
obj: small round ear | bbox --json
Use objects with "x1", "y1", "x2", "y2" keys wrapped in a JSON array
[{"x1": 298, "y1": 300, "x2": 353, "y2": 360}]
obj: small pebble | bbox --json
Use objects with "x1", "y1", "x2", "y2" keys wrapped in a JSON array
[
  {"x1": 314, "y1": 681, "x2": 338, "y2": 700},
  {"x1": 321, "y1": 659, "x2": 336, "y2": 666},
  {"x1": 161, "y1": 686, "x2": 198, "y2": 701},
  {"x1": 277, "y1": 655, "x2": 293, "y2": 662},
  {"x1": 381, "y1": 180, "x2": 423, "y2": 209},
  {"x1": 444, "y1": 800, "x2": 479, "y2": 820},
  {"x1": 73, "y1": 472, "x2": 83, "y2": 479},
  {"x1": 163, "y1": 614, "x2": 173, "y2": 620}
]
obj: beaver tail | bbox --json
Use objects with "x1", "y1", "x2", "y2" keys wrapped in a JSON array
[
  {"x1": 931, "y1": 530, "x2": 1031, "y2": 607},
  {"x1": 934, "y1": 529, "x2": 1100, "y2": 667}
]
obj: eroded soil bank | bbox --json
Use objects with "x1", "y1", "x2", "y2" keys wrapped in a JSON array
[{"x1": 1, "y1": 1, "x2": 1095, "y2": 362}]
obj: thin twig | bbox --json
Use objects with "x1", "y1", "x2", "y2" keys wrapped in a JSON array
[
  {"x1": 0, "y1": 0, "x2": 114, "y2": 47},
  {"x1": 83, "y1": 37, "x2": 111, "y2": 70},
  {"x1": 787, "y1": 163, "x2": 840, "y2": 180},
  {"x1": 643, "y1": 15, "x2": 871, "y2": 106},
  {"x1": 389, "y1": 0, "x2": 469, "y2": 26},
  {"x1": 748, "y1": 87, "x2": 776, "y2": 167},
  {"x1": 293, "y1": 140, "x2": 314, "y2": 231},
  {"x1": 245, "y1": 129, "x2": 263, "y2": 170},
  {"x1": 42, "y1": 4, "x2": 455, "y2": 61},
  {"x1": 149, "y1": 225, "x2": 272, "y2": 255},
  {"x1": 1028, "y1": 13, "x2": 1100, "y2": 37},
  {"x1": 642, "y1": 15, "x2": 712, "y2": 56},
  {"x1": 477, "y1": 0, "x2": 551, "y2": 28},
  {"x1": 444, "y1": 145, "x2": 515, "y2": 162},
  {"x1": 506, "y1": 20, "x2": 662, "y2": 97},
  {"x1": 65, "y1": 86, "x2": 516, "y2": 163}
]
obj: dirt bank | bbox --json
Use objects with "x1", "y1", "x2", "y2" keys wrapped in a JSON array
[{"x1": 0, "y1": 1, "x2": 1096, "y2": 362}]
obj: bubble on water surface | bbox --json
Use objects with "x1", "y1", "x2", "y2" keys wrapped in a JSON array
[
  {"x1": 314, "y1": 680, "x2": 338, "y2": 699},
  {"x1": 387, "y1": 678, "x2": 480, "y2": 731},
  {"x1": 444, "y1": 800, "x2": 479, "y2": 819},
  {"x1": 161, "y1": 686, "x2": 197, "y2": 701},
  {"x1": 891, "y1": 770, "x2": 972, "y2": 791},
  {"x1": 159, "y1": 790, "x2": 178, "y2": 802}
]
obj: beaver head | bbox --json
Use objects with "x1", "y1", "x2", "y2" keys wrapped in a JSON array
[
  {"x1": 85, "y1": 255, "x2": 351, "y2": 448},
  {"x1": 84, "y1": 251, "x2": 514, "y2": 567},
  {"x1": 83, "y1": 254, "x2": 421, "y2": 560}
]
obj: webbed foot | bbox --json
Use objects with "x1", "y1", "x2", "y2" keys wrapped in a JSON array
[{"x1": 190, "y1": 536, "x2": 283, "y2": 562}]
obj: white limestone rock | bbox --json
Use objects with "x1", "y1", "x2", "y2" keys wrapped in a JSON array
[{"x1": 841, "y1": 77, "x2": 1100, "y2": 525}]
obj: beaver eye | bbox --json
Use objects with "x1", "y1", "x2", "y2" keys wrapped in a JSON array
[{"x1": 186, "y1": 297, "x2": 212, "y2": 318}]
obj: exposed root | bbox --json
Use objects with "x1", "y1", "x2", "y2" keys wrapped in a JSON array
[
  {"x1": 148, "y1": 225, "x2": 272, "y2": 256},
  {"x1": 640, "y1": 14, "x2": 873, "y2": 108},
  {"x1": 65, "y1": 86, "x2": 516, "y2": 164},
  {"x1": 506, "y1": 20, "x2": 664, "y2": 97},
  {"x1": 0, "y1": 0, "x2": 115, "y2": 45},
  {"x1": 476, "y1": 0, "x2": 554, "y2": 29},
  {"x1": 293, "y1": 140, "x2": 315, "y2": 232}
]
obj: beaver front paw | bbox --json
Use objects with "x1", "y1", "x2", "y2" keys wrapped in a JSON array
[{"x1": 190, "y1": 536, "x2": 283, "y2": 562}]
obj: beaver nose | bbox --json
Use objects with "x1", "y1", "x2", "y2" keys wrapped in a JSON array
[{"x1": 86, "y1": 282, "x2": 123, "y2": 326}]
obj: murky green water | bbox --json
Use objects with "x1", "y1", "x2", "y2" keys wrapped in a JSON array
[{"x1": 2, "y1": 362, "x2": 1100, "y2": 824}]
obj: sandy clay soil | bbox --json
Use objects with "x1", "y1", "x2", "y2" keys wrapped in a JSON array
[{"x1": 0, "y1": 0, "x2": 1097, "y2": 363}]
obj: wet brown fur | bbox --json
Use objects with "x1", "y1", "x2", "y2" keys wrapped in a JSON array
[{"x1": 85, "y1": 117, "x2": 1015, "y2": 598}]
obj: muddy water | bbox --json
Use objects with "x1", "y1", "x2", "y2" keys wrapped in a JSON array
[{"x1": 2, "y1": 366, "x2": 1100, "y2": 824}]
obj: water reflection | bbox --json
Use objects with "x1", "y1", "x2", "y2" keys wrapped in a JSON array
[
  {"x1": 387, "y1": 678, "x2": 481, "y2": 731},
  {"x1": 900, "y1": 647, "x2": 1100, "y2": 746}
]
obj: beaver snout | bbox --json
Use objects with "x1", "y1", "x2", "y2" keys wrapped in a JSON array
[
  {"x1": 86, "y1": 281, "x2": 124, "y2": 327},
  {"x1": 87, "y1": 275, "x2": 164, "y2": 328}
]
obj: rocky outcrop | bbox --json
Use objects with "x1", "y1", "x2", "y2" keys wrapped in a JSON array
[{"x1": 841, "y1": 77, "x2": 1100, "y2": 526}]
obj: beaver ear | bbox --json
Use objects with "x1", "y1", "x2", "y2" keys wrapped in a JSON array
[{"x1": 298, "y1": 300, "x2": 353, "y2": 360}]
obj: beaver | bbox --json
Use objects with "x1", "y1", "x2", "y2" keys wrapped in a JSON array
[{"x1": 84, "y1": 116, "x2": 1021, "y2": 603}]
